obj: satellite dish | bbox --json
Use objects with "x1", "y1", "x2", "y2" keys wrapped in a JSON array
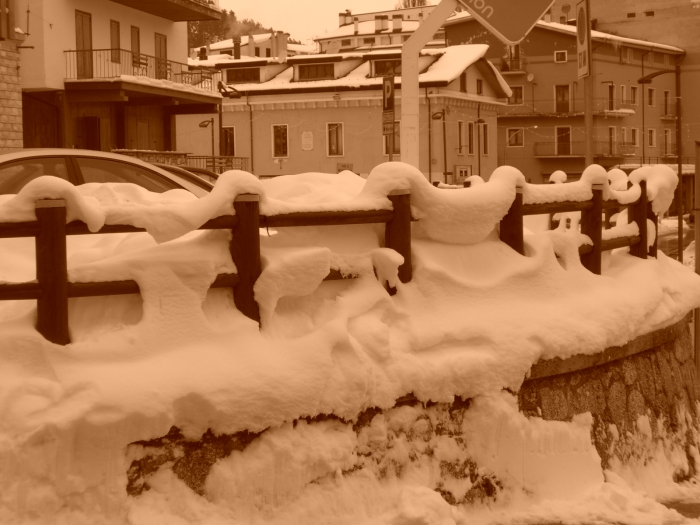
[
  {"x1": 562, "y1": 4, "x2": 571, "y2": 13},
  {"x1": 526, "y1": 73, "x2": 535, "y2": 82}
]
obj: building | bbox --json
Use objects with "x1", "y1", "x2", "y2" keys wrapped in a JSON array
[
  {"x1": 18, "y1": 0, "x2": 223, "y2": 152},
  {"x1": 548, "y1": 0, "x2": 699, "y2": 165},
  {"x1": 194, "y1": 33, "x2": 314, "y2": 59},
  {"x1": 316, "y1": 6, "x2": 444, "y2": 54},
  {"x1": 445, "y1": 12, "x2": 683, "y2": 183},
  {"x1": 183, "y1": 43, "x2": 510, "y2": 180},
  {"x1": 0, "y1": 1, "x2": 25, "y2": 152}
]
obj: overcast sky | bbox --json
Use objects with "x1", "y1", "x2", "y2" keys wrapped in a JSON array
[{"x1": 219, "y1": 0, "x2": 403, "y2": 45}]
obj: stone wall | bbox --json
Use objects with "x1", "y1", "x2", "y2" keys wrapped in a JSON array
[
  {"x1": 0, "y1": 39, "x2": 22, "y2": 151},
  {"x1": 519, "y1": 316, "x2": 699, "y2": 473}
]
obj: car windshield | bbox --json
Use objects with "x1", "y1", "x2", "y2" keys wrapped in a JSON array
[
  {"x1": 76, "y1": 157, "x2": 181, "y2": 193},
  {"x1": 0, "y1": 157, "x2": 69, "y2": 195}
]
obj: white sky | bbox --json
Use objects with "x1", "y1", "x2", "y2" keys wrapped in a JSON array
[{"x1": 219, "y1": 0, "x2": 402, "y2": 45}]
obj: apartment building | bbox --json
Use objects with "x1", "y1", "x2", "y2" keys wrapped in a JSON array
[
  {"x1": 18, "y1": 0, "x2": 222, "y2": 152},
  {"x1": 445, "y1": 12, "x2": 683, "y2": 183},
  {"x1": 184, "y1": 43, "x2": 510, "y2": 179}
]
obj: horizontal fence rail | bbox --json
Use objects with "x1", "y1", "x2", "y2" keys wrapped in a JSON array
[
  {"x1": 500, "y1": 180, "x2": 655, "y2": 273},
  {"x1": 64, "y1": 48, "x2": 218, "y2": 91},
  {"x1": 0, "y1": 191, "x2": 413, "y2": 345},
  {"x1": 186, "y1": 156, "x2": 249, "y2": 174}
]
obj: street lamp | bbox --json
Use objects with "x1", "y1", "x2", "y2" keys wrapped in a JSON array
[
  {"x1": 199, "y1": 117, "x2": 215, "y2": 157},
  {"x1": 637, "y1": 64, "x2": 683, "y2": 262},
  {"x1": 432, "y1": 108, "x2": 450, "y2": 183}
]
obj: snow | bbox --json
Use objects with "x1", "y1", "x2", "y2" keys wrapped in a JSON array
[
  {"x1": 66, "y1": 75, "x2": 221, "y2": 98},
  {"x1": 1, "y1": 161, "x2": 699, "y2": 524}
]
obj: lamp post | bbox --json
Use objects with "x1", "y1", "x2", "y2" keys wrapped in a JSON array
[
  {"x1": 199, "y1": 117, "x2": 215, "y2": 157},
  {"x1": 431, "y1": 107, "x2": 450, "y2": 183},
  {"x1": 637, "y1": 65, "x2": 683, "y2": 261}
]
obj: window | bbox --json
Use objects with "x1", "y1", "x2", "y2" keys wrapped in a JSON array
[
  {"x1": 341, "y1": 39, "x2": 352, "y2": 46},
  {"x1": 621, "y1": 47, "x2": 632, "y2": 63},
  {"x1": 648, "y1": 129, "x2": 656, "y2": 147},
  {"x1": 272, "y1": 125, "x2": 288, "y2": 157},
  {"x1": 255, "y1": 47, "x2": 260, "y2": 57},
  {"x1": 627, "y1": 12, "x2": 636, "y2": 18},
  {"x1": 458, "y1": 121, "x2": 465, "y2": 154},
  {"x1": 0, "y1": 157, "x2": 70, "y2": 195},
  {"x1": 481, "y1": 123, "x2": 489, "y2": 155},
  {"x1": 226, "y1": 68, "x2": 260, "y2": 83},
  {"x1": 621, "y1": 127, "x2": 627, "y2": 144},
  {"x1": 327, "y1": 123, "x2": 344, "y2": 156},
  {"x1": 363, "y1": 37, "x2": 375, "y2": 44},
  {"x1": 620, "y1": 85, "x2": 627, "y2": 104},
  {"x1": 647, "y1": 87, "x2": 655, "y2": 106},
  {"x1": 456, "y1": 166, "x2": 472, "y2": 179},
  {"x1": 75, "y1": 157, "x2": 180, "y2": 193},
  {"x1": 154, "y1": 33, "x2": 167, "y2": 80},
  {"x1": 459, "y1": 72, "x2": 466, "y2": 93},
  {"x1": 374, "y1": 59, "x2": 401, "y2": 77},
  {"x1": 221, "y1": 127, "x2": 235, "y2": 156},
  {"x1": 75, "y1": 11, "x2": 93, "y2": 79},
  {"x1": 383, "y1": 122, "x2": 400, "y2": 155},
  {"x1": 630, "y1": 86, "x2": 638, "y2": 105},
  {"x1": 266, "y1": 48, "x2": 271, "y2": 57},
  {"x1": 645, "y1": 10, "x2": 655, "y2": 17},
  {"x1": 631, "y1": 128, "x2": 639, "y2": 147},
  {"x1": 664, "y1": 129, "x2": 672, "y2": 155},
  {"x1": 298, "y1": 63, "x2": 334, "y2": 80},
  {"x1": 664, "y1": 91, "x2": 671, "y2": 115},
  {"x1": 476, "y1": 79, "x2": 483, "y2": 95},
  {"x1": 110, "y1": 21, "x2": 120, "y2": 63},
  {"x1": 131, "y1": 26, "x2": 140, "y2": 56},
  {"x1": 507, "y1": 128, "x2": 524, "y2": 147},
  {"x1": 508, "y1": 86, "x2": 523, "y2": 105},
  {"x1": 467, "y1": 122, "x2": 474, "y2": 155},
  {"x1": 555, "y1": 84, "x2": 570, "y2": 113},
  {"x1": 554, "y1": 50, "x2": 567, "y2": 63},
  {"x1": 664, "y1": 54, "x2": 671, "y2": 67},
  {"x1": 559, "y1": 16, "x2": 567, "y2": 23},
  {"x1": 646, "y1": 52, "x2": 653, "y2": 65}
]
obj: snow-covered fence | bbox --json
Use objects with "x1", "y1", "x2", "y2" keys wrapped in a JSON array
[
  {"x1": 500, "y1": 180, "x2": 657, "y2": 274},
  {"x1": 0, "y1": 191, "x2": 413, "y2": 345}
]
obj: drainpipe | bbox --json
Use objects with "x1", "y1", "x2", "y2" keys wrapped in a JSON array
[
  {"x1": 247, "y1": 93, "x2": 254, "y2": 174},
  {"x1": 676, "y1": 62, "x2": 683, "y2": 263},
  {"x1": 427, "y1": 88, "x2": 432, "y2": 183},
  {"x1": 401, "y1": 0, "x2": 459, "y2": 169}
]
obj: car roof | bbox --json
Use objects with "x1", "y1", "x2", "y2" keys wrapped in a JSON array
[{"x1": 0, "y1": 149, "x2": 213, "y2": 197}]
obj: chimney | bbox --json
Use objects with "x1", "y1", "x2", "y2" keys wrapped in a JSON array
[
  {"x1": 248, "y1": 35, "x2": 255, "y2": 57},
  {"x1": 278, "y1": 32, "x2": 288, "y2": 63},
  {"x1": 233, "y1": 35, "x2": 241, "y2": 60},
  {"x1": 392, "y1": 14, "x2": 403, "y2": 33},
  {"x1": 198, "y1": 46, "x2": 207, "y2": 60},
  {"x1": 354, "y1": 17, "x2": 359, "y2": 35},
  {"x1": 339, "y1": 12, "x2": 347, "y2": 27},
  {"x1": 271, "y1": 31, "x2": 278, "y2": 58}
]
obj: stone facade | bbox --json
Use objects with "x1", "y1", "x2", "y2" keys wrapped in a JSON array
[
  {"x1": 0, "y1": 39, "x2": 22, "y2": 151},
  {"x1": 519, "y1": 316, "x2": 699, "y2": 473}
]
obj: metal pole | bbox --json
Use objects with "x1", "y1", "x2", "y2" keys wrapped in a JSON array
[
  {"x1": 694, "y1": 141, "x2": 700, "y2": 378},
  {"x1": 583, "y1": 0, "x2": 594, "y2": 167},
  {"x1": 676, "y1": 63, "x2": 683, "y2": 263},
  {"x1": 427, "y1": 88, "x2": 432, "y2": 183},
  {"x1": 210, "y1": 117, "x2": 215, "y2": 158},
  {"x1": 218, "y1": 104, "x2": 223, "y2": 156},
  {"x1": 442, "y1": 112, "x2": 447, "y2": 183},
  {"x1": 477, "y1": 123, "x2": 481, "y2": 177}
]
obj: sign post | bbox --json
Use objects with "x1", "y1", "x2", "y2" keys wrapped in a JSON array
[
  {"x1": 456, "y1": 0, "x2": 556, "y2": 44},
  {"x1": 383, "y1": 76, "x2": 395, "y2": 161}
]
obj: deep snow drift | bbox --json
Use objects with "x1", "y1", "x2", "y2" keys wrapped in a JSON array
[{"x1": 0, "y1": 162, "x2": 699, "y2": 524}]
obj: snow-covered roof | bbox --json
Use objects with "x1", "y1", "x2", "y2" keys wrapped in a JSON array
[
  {"x1": 317, "y1": 19, "x2": 421, "y2": 41},
  {"x1": 444, "y1": 12, "x2": 685, "y2": 53},
  {"x1": 209, "y1": 35, "x2": 315, "y2": 54},
  {"x1": 218, "y1": 45, "x2": 508, "y2": 97}
]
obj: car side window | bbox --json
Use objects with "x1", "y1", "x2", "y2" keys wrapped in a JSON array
[
  {"x1": 75, "y1": 157, "x2": 181, "y2": 193},
  {"x1": 0, "y1": 157, "x2": 70, "y2": 195}
]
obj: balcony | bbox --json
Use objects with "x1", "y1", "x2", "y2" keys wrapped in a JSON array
[
  {"x1": 65, "y1": 49, "x2": 218, "y2": 91},
  {"x1": 499, "y1": 97, "x2": 637, "y2": 118},
  {"x1": 594, "y1": 98, "x2": 635, "y2": 117},
  {"x1": 109, "y1": 0, "x2": 221, "y2": 21},
  {"x1": 534, "y1": 141, "x2": 635, "y2": 158},
  {"x1": 499, "y1": 58, "x2": 526, "y2": 74},
  {"x1": 660, "y1": 103, "x2": 677, "y2": 121}
]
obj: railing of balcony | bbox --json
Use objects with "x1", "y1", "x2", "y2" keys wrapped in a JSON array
[
  {"x1": 500, "y1": 97, "x2": 638, "y2": 116},
  {"x1": 533, "y1": 141, "x2": 636, "y2": 157},
  {"x1": 65, "y1": 49, "x2": 219, "y2": 91},
  {"x1": 500, "y1": 58, "x2": 526, "y2": 72},
  {"x1": 659, "y1": 102, "x2": 677, "y2": 118}
]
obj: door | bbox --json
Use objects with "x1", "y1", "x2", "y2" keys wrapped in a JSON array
[
  {"x1": 608, "y1": 84, "x2": 615, "y2": 111},
  {"x1": 508, "y1": 44, "x2": 521, "y2": 70},
  {"x1": 555, "y1": 85, "x2": 570, "y2": 113},
  {"x1": 556, "y1": 127, "x2": 571, "y2": 156},
  {"x1": 137, "y1": 121, "x2": 150, "y2": 150},
  {"x1": 75, "y1": 11, "x2": 93, "y2": 79},
  {"x1": 608, "y1": 127, "x2": 616, "y2": 155},
  {"x1": 131, "y1": 26, "x2": 142, "y2": 71},
  {"x1": 155, "y1": 33, "x2": 168, "y2": 79}
]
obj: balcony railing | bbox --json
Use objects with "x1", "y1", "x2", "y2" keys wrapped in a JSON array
[
  {"x1": 65, "y1": 49, "x2": 218, "y2": 91},
  {"x1": 499, "y1": 97, "x2": 638, "y2": 117},
  {"x1": 500, "y1": 58, "x2": 525, "y2": 72},
  {"x1": 534, "y1": 141, "x2": 635, "y2": 158}
]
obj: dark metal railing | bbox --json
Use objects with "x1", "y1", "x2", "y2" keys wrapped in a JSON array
[
  {"x1": 187, "y1": 156, "x2": 249, "y2": 174},
  {"x1": 500, "y1": 97, "x2": 637, "y2": 116},
  {"x1": 534, "y1": 141, "x2": 635, "y2": 157},
  {"x1": 500, "y1": 58, "x2": 525, "y2": 72},
  {"x1": 65, "y1": 49, "x2": 218, "y2": 91}
]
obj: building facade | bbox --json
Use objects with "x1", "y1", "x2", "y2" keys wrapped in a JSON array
[
  {"x1": 182, "y1": 45, "x2": 510, "y2": 180},
  {"x1": 18, "y1": 0, "x2": 222, "y2": 152},
  {"x1": 445, "y1": 13, "x2": 683, "y2": 183}
]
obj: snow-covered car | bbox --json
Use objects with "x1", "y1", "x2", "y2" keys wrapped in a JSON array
[{"x1": 0, "y1": 149, "x2": 213, "y2": 197}]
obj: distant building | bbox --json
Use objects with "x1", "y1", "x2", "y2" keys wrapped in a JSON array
[
  {"x1": 316, "y1": 6, "x2": 444, "y2": 54},
  {"x1": 18, "y1": 0, "x2": 222, "y2": 152},
  {"x1": 192, "y1": 33, "x2": 315, "y2": 60},
  {"x1": 178, "y1": 43, "x2": 511, "y2": 180},
  {"x1": 445, "y1": 12, "x2": 683, "y2": 183},
  {"x1": 0, "y1": 1, "x2": 25, "y2": 152}
]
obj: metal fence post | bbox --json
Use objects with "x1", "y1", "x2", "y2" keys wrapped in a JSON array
[
  {"x1": 629, "y1": 180, "x2": 648, "y2": 259},
  {"x1": 499, "y1": 185, "x2": 524, "y2": 255},
  {"x1": 230, "y1": 194, "x2": 261, "y2": 324},
  {"x1": 581, "y1": 183, "x2": 603, "y2": 274},
  {"x1": 386, "y1": 189, "x2": 412, "y2": 295},
  {"x1": 35, "y1": 199, "x2": 70, "y2": 345}
]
